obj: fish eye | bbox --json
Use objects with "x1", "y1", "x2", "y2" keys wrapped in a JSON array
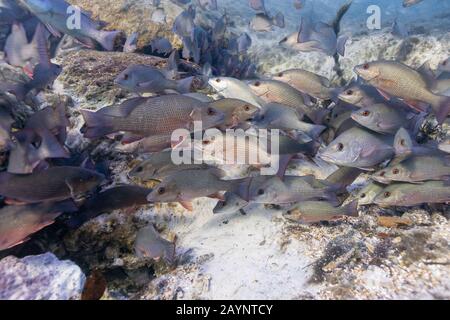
[
  {"x1": 360, "y1": 193, "x2": 366, "y2": 199},
  {"x1": 203, "y1": 140, "x2": 211, "y2": 145},
  {"x1": 392, "y1": 168, "x2": 399, "y2": 175},
  {"x1": 244, "y1": 105, "x2": 251, "y2": 111},
  {"x1": 254, "y1": 81, "x2": 261, "y2": 87},
  {"x1": 123, "y1": 74, "x2": 129, "y2": 80},
  {"x1": 362, "y1": 110, "x2": 370, "y2": 117},
  {"x1": 158, "y1": 187, "x2": 166, "y2": 195},
  {"x1": 135, "y1": 166, "x2": 143, "y2": 173},
  {"x1": 384, "y1": 192, "x2": 391, "y2": 198},
  {"x1": 346, "y1": 89, "x2": 354, "y2": 95},
  {"x1": 278, "y1": 72, "x2": 283, "y2": 77},
  {"x1": 337, "y1": 143, "x2": 344, "y2": 151},
  {"x1": 207, "y1": 108, "x2": 216, "y2": 116},
  {"x1": 362, "y1": 63, "x2": 370, "y2": 70},
  {"x1": 257, "y1": 189, "x2": 265, "y2": 195},
  {"x1": 215, "y1": 78, "x2": 221, "y2": 83}
]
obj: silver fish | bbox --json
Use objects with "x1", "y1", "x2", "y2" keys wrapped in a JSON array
[
  {"x1": 283, "y1": 200, "x2": 358, "y2": 224},
  {"x1": 135, "y1": 225, "x2": 175, "y2": 265},
  {"x1": 374, "y1": 180, "x2": 450, "y2": 207},
  {"x1": 208, "y1": 77, "x2": 265, "y2": 108},
  {"x1": 20, "y1": 0, "x2": 120, "y2": 51},
  {"x1": 319, "y1": 127, "x2": 394, "y2": 169}
]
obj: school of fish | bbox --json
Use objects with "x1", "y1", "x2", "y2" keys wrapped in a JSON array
[{"x1": 0, "y1": 0, "x2": 449, "y2": 270}]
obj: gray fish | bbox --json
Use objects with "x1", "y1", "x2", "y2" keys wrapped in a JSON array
[
  {"x1": 255, "y1": 103, "x2": 326, "y2": 139},
  {"x1": 0, "y1": 107, "x2": 13, "y2": 151},
  {"x1": 7, "y1": 129, "x2": 68, "y2": 174},
  {"x1": 129, "y1": 150, "x2": 209, "y2": 181},
  {"x1": 350, "y1": 103, "x2": 421, "y2": 135},
  {"x1": 173, "y1": 9, "x2": 195, "y2": 39},
  {"x1": 66, "y1": 185, "x2": 151, "y2": 229},
  {"x1": 115, "y1": 64, "x2": 193, "y2": 94},
  {"x1": 81, "y1": 95, "x2": 225, "y2": 139},
  {"x1": 209, "y1": 98, "x2": 259, "y2": 129},
  {"x1": 248, "y1": 175, "x2": 339, "y2": 205},
  {"x1": 236, "y1": 33, "x2": 252, "y2": 54},
  {"x1": 135, "y1": 225, "x2": 176, "y2": 265},
  {"x1": 146, "y1": 169, "x2": 245, "y2": 211},
  {"x1": 293, "y1": 0, "x2": 305, "y2": 10},
  {"x1": 150, "y1": 37, "x2": 172, "y2": 55},
  {"x1": 123, "y1": 32, "x2": 138, "y2": 53},
  {"x1": 354, "y1": 60, "x2": 450, "y2": 124},
  {"x1": 151, "y1": 0, "x2": 161, "y2": 6},
  {"x1": 374, "y1": 180, "x2": 450, "y2": 207},
  {"x1": 356, "y1": 181, "x2": 384, "y2": 206},
  {"x1": 208, "y1": 77, "x2": 265, "y2": 108},
  {"x1": 402, "y1": 0, "x2": 424, "y2": 7},
  {"x1": 5, "y1": 22, "x2": 40, "y2": 70},
  {"x1": 197, "y1": 0, "x2": 218, "y2": 10},
  {"x1": 372, "y1": 155, "x2": 450, "y2": 184},
  {"x1": 338, "y1": 83, "x2": 385, "y2": 108},
  {"x1": 250, "y1": 12, "x2": 284, "y2": 32},
  {"x1": 0, "y1": 201, "x2": 77, "y2": 251},
  {"x1": 392, "y1": 127, "x2": 442, "y2": 163},
  {"x1": 248, "y1": 0, "x2": 266, "y2": 12},
  {"x1": 281, "y1": 2, "x2": 351, "y2": 57},
  {"x1": 151, "y1": 7, "x2": 166, "y2": 24},
  {"x1": 213, "y1": 192, "x2": 249, "y2": 214},
  {"x1": 26, "y1": 103, "x2": 69, "y2": 145},
  {"x1": 392, "y1": 18, "x2": 409, "y2": 38},
  {"x1": 0, "y1": 166, "x2": 104, "y2": 204},
  {"x1": 319, "y1": 127, "x2": 394, "y2": 169},
  {"x1": 247, "y1": 79, "x2": 328, "y2": 124},
  {"x1": 283, "y1": 200, "x2": 358, "y2": 224},
  {"x1": 20, "y1": 0, "x2": 120, "y2": 51},
  {"x1": 273, "y1": 69, "x2": 334, "y2": 101}
]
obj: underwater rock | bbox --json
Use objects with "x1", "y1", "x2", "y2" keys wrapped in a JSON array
[
  {"x1": 0, "y1": 253, "x2": 86, "y2": 300},
  {"x1": 57, "y1": 49, "x2": 166, "y2": 106},
  {"x1": 69, "y1": 0, "x2": 183, "y2": 51}
]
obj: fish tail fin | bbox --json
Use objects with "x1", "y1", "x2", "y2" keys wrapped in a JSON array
[
  {"x1": 324, "y1": 191, "x2": 340, "y2": 206},
  {"x1": 343, "y1": 200, "x2": 359, "y2": 217},
  {"x1": 230, "y1": 177, "x2": 252, "y2": 202},
  {"x1": 310, "y1": 108, "x2": 330, "y2": 125},
  {"x1": 80, "y1": 110, "x2": 116, "y2": 139},
  {"x1": 309, "y1": 124, "x2": 327, "y2": 139},
  {"x1": 332, "y1": 1, "x2": 353, "y2": 35},
  {"x1": 97, "y1": 30, "x2": 121, "y2": 51},
  {"x1": 0, "y1": 83, "x2": 29, "y2": 100},
  {"x1": 35, "y1": 128, "x2": 70, "y2": 159},
  {"x1": 435, "y1": 96, "x2": 450, "y2": 125},
  {"x1": 176, "y1": 76, "x2": 194, "y2": 94},
  {"x1": 273, "y1": 12, "x2": 285, "y2": 28}
]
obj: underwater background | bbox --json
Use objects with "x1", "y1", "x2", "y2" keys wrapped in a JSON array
[{"x1": 0, "y1": 0, "x2": 449, "y2": 300}]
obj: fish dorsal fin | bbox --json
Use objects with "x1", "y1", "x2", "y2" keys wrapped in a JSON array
[
  {"x1": 98, "y1": 97, "x2": 147, "y2": 117},
  {"x1": 417, "y1": 60, "x2": 437, "y2": 89}
]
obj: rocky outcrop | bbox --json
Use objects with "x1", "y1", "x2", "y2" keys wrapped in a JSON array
[{"x1": 0, "y1": 253, "x2": 85, "y2": 300}]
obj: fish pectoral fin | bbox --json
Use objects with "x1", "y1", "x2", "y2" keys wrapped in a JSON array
[
  {"x1": 404, "y1": 99, "x2": 429, "y2": 112},
  {"x1": 178, "y1": 201, "x2": 194, "y2": 212},
  {"x1": 65, "y1": 178, "x2": 78, "y2": 199},
  {"x1": 4, "y1": 198, "x2": 27, "y2": 206},
  {"x1": 6, "y1": 237, "x2": 31, "y2": 250},
  {"x1": 376, "y1": 88, "x2": 392, "y2": 101},
  {"x1": 208, "y1": 192, "x2": 225, "y2": 201},
  {"x1": 136, "y1": 80, "x2": 155, "y2": 88},
  {"x1": 44, "y1": 23, "x2": 62, "y2": 38}
]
